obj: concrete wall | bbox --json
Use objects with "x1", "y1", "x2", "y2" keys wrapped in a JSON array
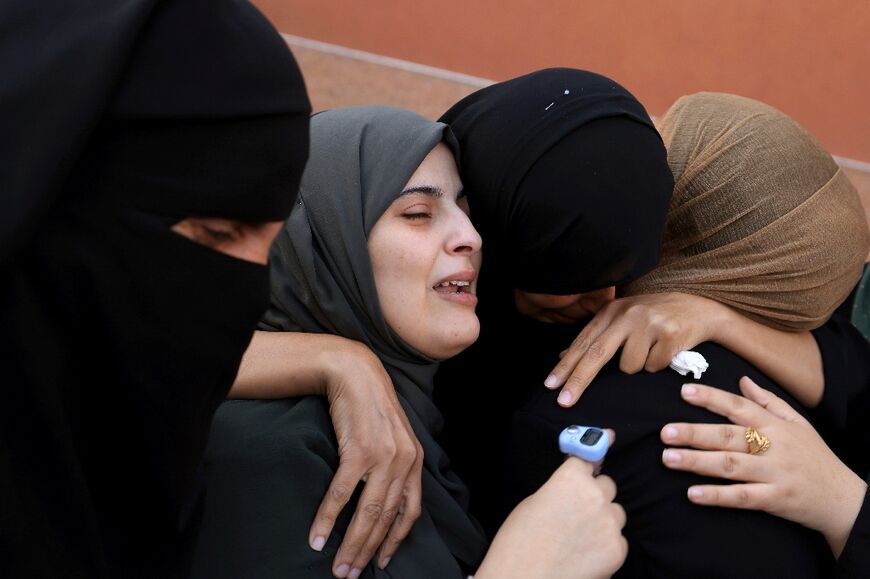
[{"x1": 255, "y1": 0, "x2": 870, "y2": 163}]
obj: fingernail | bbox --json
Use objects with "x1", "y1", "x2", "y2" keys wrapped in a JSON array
[
  {"x1": 662, "y1": 426, "x2": 678, "y2": 440},
  {"x1": 379, "y1": 557, "x2": 391, "y2": 569},
  {"x1": 310, "y1": 535, "x2": 326, "y2": 551},
  {"x1": 663, "y1": 449, "x2": 681, "y2": 464},
  {"x1": 557, "y1": 390, "x2": 573, "y2": 406},
  {"x1": 334, "y1": 564, "x2": 350, "y2": 578},
  {"x1": 688, "y1": 487, "x2": 704, "y2": 500},
  {"x1": 348, "y1": 568, "x2": 362, "y2": 579},
  {"x1": 544, "y1": 374, "x2": 559, "y2": 389},
  {"x1": 681, "y1": 384, "x2": 698, "y2": 397}
]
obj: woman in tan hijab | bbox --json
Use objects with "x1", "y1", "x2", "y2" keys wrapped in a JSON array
[
  {"x1": 507, "y1": 92, "x2": 869, "y2": 577},
  {"x1": 548, "y1": 91, "x2": 868, "y2": 411},
  {"x1": 642, "y1": 92, "x2": 870, "y2": 576}
]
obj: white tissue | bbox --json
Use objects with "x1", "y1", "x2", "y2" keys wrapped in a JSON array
[{"x1": 669, "y1": 350, "x2": 709, "y2": 380}]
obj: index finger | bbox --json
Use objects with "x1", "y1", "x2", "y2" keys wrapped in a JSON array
[
  {"x1": 556, "y1": 324, "x2": 630, "y2": 406},
  {"x1": 545, "y1": 306, "x2": 617, "y2": 388},
  {"x1": 309, "y1": 462, "x2": 365, "y2": 552},
  {"x1": 679, "y1": 383, "x2": 770, "y2": 428}
]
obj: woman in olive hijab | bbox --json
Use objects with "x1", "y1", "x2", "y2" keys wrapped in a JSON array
[{"x1": 191, "y1": 106, "x2": 627, "y2": 579}]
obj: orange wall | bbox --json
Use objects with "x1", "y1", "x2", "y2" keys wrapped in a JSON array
[{"x1": 254, "y1": 0, "x2": 870, "y2": 162}]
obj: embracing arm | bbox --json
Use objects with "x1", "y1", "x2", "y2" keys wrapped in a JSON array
[
  {"x1": 547, "y1": 293, "x2": 823, "y2": 408},
  {"x1": 231, "y1": 330, "x2": 424, "y2": 576}
]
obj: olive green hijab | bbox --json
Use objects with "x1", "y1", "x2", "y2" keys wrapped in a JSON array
[{"x1": 260, "y1": 106, "x2": 487, "y2": 569}]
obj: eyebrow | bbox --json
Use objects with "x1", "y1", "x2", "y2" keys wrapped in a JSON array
[{"x1": 399, "y1": 185, "x2": 465, "y2": 199}]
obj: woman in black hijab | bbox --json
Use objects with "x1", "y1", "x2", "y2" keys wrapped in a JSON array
[
  {"x1": 435, "y1": 66, "x2": 673, "y2": 535},
  {"x1": 0, "y1": 1, "x2": 309, "y2": 577},
  {"x1": 435, "y1": 69, "x2": 838, "y2": 577},
  {"x1": 191, "y1": 105, "x2": 628, "y2": 579}
]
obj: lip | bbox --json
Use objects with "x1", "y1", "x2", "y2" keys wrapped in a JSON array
[{"x1": 432, "y1": 269, "x2": 478, "y2": 307}]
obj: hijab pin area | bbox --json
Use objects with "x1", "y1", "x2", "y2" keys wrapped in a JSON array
[{"x1": 546, "y1": 90, "x2": 572, "y2": 110}]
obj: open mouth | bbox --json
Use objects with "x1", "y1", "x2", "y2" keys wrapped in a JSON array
[{"x1": 433, "y1": 280, "x2": 472, "y2": 294}]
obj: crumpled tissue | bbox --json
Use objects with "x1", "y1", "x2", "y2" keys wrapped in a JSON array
[{"x1": 669, "y1": 350, "x2": 709, "y2": 380}]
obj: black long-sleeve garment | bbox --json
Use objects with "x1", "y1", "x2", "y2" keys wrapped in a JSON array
[
  {"x1": 811, "y1": 314, "x2": 870, "y2": 577},
  {"x1": 436, "y1": 311, "x2": 859, "y2": 578}
]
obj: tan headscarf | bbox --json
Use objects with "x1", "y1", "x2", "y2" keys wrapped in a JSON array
[{"x1": 623, "y1": 92, "x2": 869, "y2": 330}]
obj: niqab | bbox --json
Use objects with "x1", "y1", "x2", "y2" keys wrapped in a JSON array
[
  {"x1": 0, "y1": 1, "x2": 310, "y2": 577},
  {"x1": 261, "y1": 106, "x2": 489, "y2": 569}
]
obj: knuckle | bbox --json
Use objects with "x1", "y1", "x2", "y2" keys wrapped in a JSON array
[
  {"x1": 362, "y1": 502, "x2": 384, "y2": 519},
  {"x1": 721, "y1": 425, "x2": 735, "y2": 447},
  {"x1": 728, "y1": 394, "x2": 747, "y2": 413},
  {"x1": 586, "y1": 341, "x2": 606, "y2": 361},
  {"x1": 619, "y1": 356, "x2": 642, "y2": 375},
  {"x1": 329, "y1": 484, "x2": 353, "y2": 505},
  {"x1": 722, "y1": 454, "x2": 739, "y2": 474},
  {"x1": 737, "y1": 488, "x2": 752, "y2": 506},
  {"x1": 660, "y1": 321, "x2": 680, "y2": 340},
  {"x1": 395, "y1": 444, "x2": 415, "y2": 466},
  {"x1": 317, "y1": 512, "x2": 336, "y2": 527},
  {"x1": 380, "y1": 506, "x2": 399, "y2": 524},
  {"x1": 404, "y1": 502, "x2": 422, "y2": 522},
  {"x1": 572, "y1": 333, "x2": 593, "y2": 353}
]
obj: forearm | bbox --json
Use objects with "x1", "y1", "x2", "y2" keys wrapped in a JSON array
[
  {"x1": 229, "y1": 330, "x2": 366, "y2": 399},
  {"x1": 821, "y1": 472, "x2": 867, "y2": 558},
  {"x1": 713, "y1": 307, "x2": 824, "y2": 407}
]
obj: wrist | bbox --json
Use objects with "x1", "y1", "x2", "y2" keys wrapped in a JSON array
[
  {"x1": 699, "y1": 296, "x2": 736, "y2": 344},
  {"x1": 315, "y1": 335, "x2": 378, "y2": 398},
  {"x1": 819, "y1": 470, "x2": 867, "y2": 558}
]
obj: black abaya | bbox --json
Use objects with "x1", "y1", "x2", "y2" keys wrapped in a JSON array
[{"x1": 0, "y1": 1, "x2": 309, "y2": 576}]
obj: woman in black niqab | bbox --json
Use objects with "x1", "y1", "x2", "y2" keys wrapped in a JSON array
[{"x1": 0, "y1": 1, "x2": 309, "y2": 577}]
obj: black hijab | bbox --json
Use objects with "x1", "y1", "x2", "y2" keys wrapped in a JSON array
[
  {"x1": 440, "y1": 67, "x2": 672, "y2": 295},
  {"x1": 435, "y1": 68, "x2": 673, "y2": 535},
  {"x1": 0, "y1": 1, "x2": 309, "y2": 577},
  {"x1": 261, "y1": 106, "x2": 488, "y2": 571}
]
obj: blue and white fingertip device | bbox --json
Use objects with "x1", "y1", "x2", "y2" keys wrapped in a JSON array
[{"x1": 559, "y1": 425, "x2": 609, "y2": 462}]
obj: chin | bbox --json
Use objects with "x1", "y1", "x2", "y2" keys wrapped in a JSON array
[{"x1": 428, "y1": 317, "x2": 480, "y2": 360}]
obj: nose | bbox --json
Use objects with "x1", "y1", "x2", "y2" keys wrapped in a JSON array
[{"x1": 447, "y1": 208, "x2": 483, "y2": 256}]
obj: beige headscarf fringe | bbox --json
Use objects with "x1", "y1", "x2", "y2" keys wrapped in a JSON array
[{"x1": 623, "y1": 92, "x2": 869, "y2": 331}]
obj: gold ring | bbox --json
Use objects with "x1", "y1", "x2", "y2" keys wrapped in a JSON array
[{"x1": 745, "y1": 427, "x2": 771, "y2": 455}]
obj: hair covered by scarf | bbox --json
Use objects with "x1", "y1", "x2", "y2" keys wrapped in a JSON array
[
  {"x1": 623, "y1": 92, "x2": 870, "y2": 330},
  {"x1": 260, "y1": 106, "x2": 488, "y2": 569}
]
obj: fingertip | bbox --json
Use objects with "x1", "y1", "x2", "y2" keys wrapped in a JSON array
[
  {"x1": 687, "y1": 487, "x2": 704, "y2": 502},
  {"x1": 604, "y1": 428, "x2": 616, "y2": 447},
  {"x1": 310, "y1": 534, "x2": 326, "y2": 552},
  {"x1": 557, "y1": 390, "x2": 574, "y2": 407},
  {"x1": 544, "y1": 374, "x2": 560, "y2": 389},
  {"x1": 681, "y1": 383, "x2": 699, "y2": 398}
]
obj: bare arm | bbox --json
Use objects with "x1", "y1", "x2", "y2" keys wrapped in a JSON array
[
  {"x1": 230, "y1": 330, "x2": 366, "y2": 399},
  {"x1": 547, "y1": 293, "x2": 824, "y2": 408},
  {"x1": 711, "y1": 302, "x2": 823, "y2": 407}
]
